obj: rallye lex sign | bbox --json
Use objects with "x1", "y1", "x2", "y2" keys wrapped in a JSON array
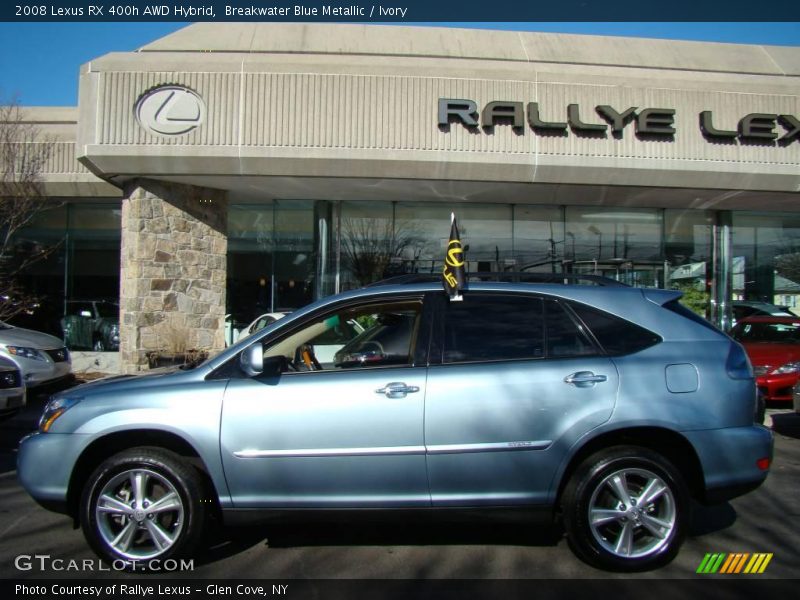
[{"x1": 438, "y1": 98, "x2": 800, "y2": 144}]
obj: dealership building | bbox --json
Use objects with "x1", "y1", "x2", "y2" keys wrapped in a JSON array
[{"x1": 12, "y1": 23, "x2": 800, "y2": 372}]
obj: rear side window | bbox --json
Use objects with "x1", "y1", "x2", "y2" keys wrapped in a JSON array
[
  {"x1": 569, "y1": 301, "x2": 661, "y2": 356},
  {"x1": 662, "y1": 299, "x2": 723, "y2": 334},
  {"x1": 443, "y1": 295, "x2": 544, "y2": 363},
  {"x1": 545, "y1": 299, "x2": 599, "y2": 358}
]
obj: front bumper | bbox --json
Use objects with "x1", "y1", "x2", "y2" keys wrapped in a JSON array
[
  {"x1": 684, "y1": 425, "x2": 774, "y2": 504},
  {"x1": 755, "y1": 372, "x2": 798, "y2": 402},
  {"x1": 0, "y1": 386, "x2": 26, "y2": 412},
  {"x1": 17, "y1": 431, "x2": 90, "y2": 515}
]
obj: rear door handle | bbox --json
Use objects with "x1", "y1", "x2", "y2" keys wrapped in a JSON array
[
  {"x1": 564, "y1": 371, "x2": 608, "y2": 387},
  {"x1": 375, "y1": 382, "x2": 420, "y2": 398}
]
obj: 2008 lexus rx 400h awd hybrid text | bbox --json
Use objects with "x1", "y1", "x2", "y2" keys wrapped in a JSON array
[{"x1": 17, "y1": 280, "x2": 772, "y2": 571}]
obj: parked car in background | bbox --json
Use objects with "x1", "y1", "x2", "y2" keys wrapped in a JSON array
[
  {"x1": 18, "y1": 279, "x2": 771, "y2": 572},
  {"x1": 61, "y1": 300, "x2": 120, "y2": 351},
  {"x1": 732, "y1": 300, "x2": 793, "y2": 326},
  {"x1": 237, "y1": 312, "x2": 290, "y2": 342},
  {"x1": 0, "y1": 356, "x2": 25, "y2": 418},
  {"x1": 0, "y1": 321, "x2": 72, "y2": 388},
  {"x1": 730, "y1": 315, "x2": 800, "y2": 403}
]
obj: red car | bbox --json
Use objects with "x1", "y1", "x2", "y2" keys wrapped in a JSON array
[{"x1": 731, "y1": 315, "x2": 800, "y2": 403}]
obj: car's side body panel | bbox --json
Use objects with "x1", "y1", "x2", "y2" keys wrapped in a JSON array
[
  {"x1": 424, "y1": 358, "x2": 619, "y2": 506},
  {"x1": 220, "y1": 367, "x2": 430, "y2": 508},
  {"x1": 19, "y1": 373, "x2": 231, "y2": 509}
]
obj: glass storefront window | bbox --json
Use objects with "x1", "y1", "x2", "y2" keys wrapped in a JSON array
[
  {"x1": 273, "y1": 201, "x2": 315, "y2": 309},
  {"x1": 227, "y1": 204, "x2": 275, "y2": 333},
  {"x1": 10, "y1": 193, "x2": 784, "y2": 345},
  {"x1": 227, "y1": 200, "x2": 324, "y2": 343},
  {"x1": 395, "y1": 202, "x2": 514, "y2": 275},
  {"x1": 513, "y1": 206, "x2": 564, "y2": 272},
  {"x1": 7, "y1": 201, "x2": 121, "y2": 343},
  {"x1": 733, "y1": 212, "x2": 800, "y2": 314},
  {"x1": 66, "y1": 203, "x2": 121, "y2": 302},
  {"x1": 564, "y1": 207, "x2": 664, "y2": 287},
  {"x1": 665, "y1": 209, "x2": 714, "y2": 317},
  {"x1": 338, "y1": 201, "x2": 396, "y2": 289}
]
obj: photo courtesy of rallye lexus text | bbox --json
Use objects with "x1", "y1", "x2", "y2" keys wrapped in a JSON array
[{"x1": 16, "y1": 275, "x2": 773, "y2": 572}]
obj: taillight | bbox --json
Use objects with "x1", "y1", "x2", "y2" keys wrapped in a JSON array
[
  {"x1": 726, "y1": 343, "x2": 753, "y2": 380},
  {"x1": 756, "y1": 457, "x2": 771, "y2": 471}
]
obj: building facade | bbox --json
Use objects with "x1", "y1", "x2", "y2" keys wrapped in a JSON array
[{"x1": 10, "y1": 23, "x2": 800, "y2": 372}]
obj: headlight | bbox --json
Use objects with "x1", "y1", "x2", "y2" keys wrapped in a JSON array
[
  {"x1": 5, "y1": 346, "x2": 47, "y2": 361},
  {"x1": 770, "y1": 361, "x2": 800, "y2": 375},
  {"x1": 39, "y1": 397, "x2": 81, "y2": 432}
]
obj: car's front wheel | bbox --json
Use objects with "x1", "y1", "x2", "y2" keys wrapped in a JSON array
[
  {"x1": 80, "y1": 447, "x2": 206, "y2": 568},
  {"x1": 562, "y1": 446, "x2": 689, "y2": 571}
]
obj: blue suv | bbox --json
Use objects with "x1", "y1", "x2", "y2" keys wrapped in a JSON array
[{"x1": 18, "y1": 279, "x2": 773, "y2": 571}]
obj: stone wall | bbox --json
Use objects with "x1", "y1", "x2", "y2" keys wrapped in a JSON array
[{"x1": 120, "y1": 179, "x2": 227, "y2": 373}]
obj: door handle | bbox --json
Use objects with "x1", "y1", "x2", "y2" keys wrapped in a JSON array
[
  {"x1": 564, "y1": 371, "x2": 608, "y2": 387},
  {"x1": 375, "y1": 382, "x2": 420, "y2": 398}
]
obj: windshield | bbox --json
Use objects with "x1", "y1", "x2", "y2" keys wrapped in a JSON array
[
  {"x1": 732, "y1": 321, "x2": 800, "y2": 344},
  {"x1": 96, "y1": 302, "x2": 119, "y2": 318}
]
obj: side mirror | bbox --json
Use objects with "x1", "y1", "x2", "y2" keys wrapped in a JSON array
[{"x1": 239, "y1": 343, "x2": 263, "y2": 377}]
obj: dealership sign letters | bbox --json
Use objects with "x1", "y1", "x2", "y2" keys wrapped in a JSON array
[{"x1": 438, "y1": 98, "x2": 800, "y2": 144}]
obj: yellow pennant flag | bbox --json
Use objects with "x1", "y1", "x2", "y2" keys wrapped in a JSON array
[{"x1": 442, "y1": 213, "x2": 466, "y2": 300}]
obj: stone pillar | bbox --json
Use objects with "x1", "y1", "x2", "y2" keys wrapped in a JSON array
[{"x1": 120, "y1": 179, "x2": 227, "y2": 373}]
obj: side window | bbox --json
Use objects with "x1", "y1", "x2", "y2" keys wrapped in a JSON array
[
  {"x1": 253, "y1": 316, "x2": 275, "y2": 333},
  {"x1": 264, "y1": 299, "x2": 423, "y2": 372},
  {"x1": 569, "y1": 301, "x2": 661, "y2": 356},
  {"x1": 545, "y1": 299, "x2": 599, "y2": 358},
  {"x1": 443, "y1": 294, "x2": 544, "y2": 363}
]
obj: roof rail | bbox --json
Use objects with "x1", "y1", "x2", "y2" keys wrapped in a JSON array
[{"x1": 366, "y1": 272, "x2": 629, "y2": 287}]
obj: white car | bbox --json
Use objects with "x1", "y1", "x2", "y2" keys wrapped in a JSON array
[
  {"x1": 237, "y1": 312, "x2": 291, "y2": 342},
  {"x1": 0, "y1": 356, "x2": 25, "y2": 417},
  {"x1": 0, "y1": 321, "x2": 73, "y2": 388},
  {"x1": 238, "y1": 311, "x2": 364, "y2": 364}
]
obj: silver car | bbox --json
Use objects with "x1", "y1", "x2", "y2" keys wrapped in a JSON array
[
  {"x1": 17, "y1": 281, "x2": 773, "y2": 571},
  {"x1": 0, "y1": 356, "x2": 25, "y2": 417},
  {"x1": 0, "y1": 321, "x2": 72, "y2": 388}
]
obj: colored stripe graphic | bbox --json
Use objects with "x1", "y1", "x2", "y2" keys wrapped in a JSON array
[
  {"x1": 697, "y1": 553, "x2": 726, "y2": 573},
  {"x1": 697, "y1": 553, "x2": 773, "y2": 574},
  {"x1": 745, "y1": 553, "x2": 773, "y2": 574}
]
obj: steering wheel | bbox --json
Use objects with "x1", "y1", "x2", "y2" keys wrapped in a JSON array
[{"x1": 295, "y1": 344, "x2": 322, "y2": 371}]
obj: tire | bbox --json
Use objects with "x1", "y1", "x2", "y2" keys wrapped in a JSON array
[
  {"x1": 562, "y1": 445, "x2": 689, "y2": 571},
  {"x1": 755, "y1": 391, "x2": 766, "y2": 424},
  {"x1": 80, "y1": 447, "x2": 207, "y2": 569}
]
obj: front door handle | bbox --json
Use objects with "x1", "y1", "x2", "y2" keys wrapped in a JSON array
[
  {"x1": 564, "y1": 371, "x2": 608, "y2": 387},
  {"x1": 375, "y1": 382, "x2": 420, "y2": 398}
]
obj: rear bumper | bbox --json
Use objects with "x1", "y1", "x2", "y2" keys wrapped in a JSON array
[{"x1": 684, "y1": 425, "x2": 773, "y2": 504}]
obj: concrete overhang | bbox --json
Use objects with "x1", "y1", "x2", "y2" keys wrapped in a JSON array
[{"x1": 75, "y1": 23, "x2": 800, "y2": 202}]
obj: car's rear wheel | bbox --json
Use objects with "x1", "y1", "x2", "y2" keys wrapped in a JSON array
[
  {"x1": 562, "y1": 446, "x2": 689, "y2": 571},
  {"x1": 80, "y1": 447, "x2": 206, "y2": 569}
]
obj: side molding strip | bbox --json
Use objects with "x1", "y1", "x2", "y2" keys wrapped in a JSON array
[{"x1": 233, "y1": 440, "x2": 551, "y2": 458}]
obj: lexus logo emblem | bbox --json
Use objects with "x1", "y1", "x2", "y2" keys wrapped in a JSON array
[{"x1": 135, "y1": 85, "x2": 205, "y2": 136}]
